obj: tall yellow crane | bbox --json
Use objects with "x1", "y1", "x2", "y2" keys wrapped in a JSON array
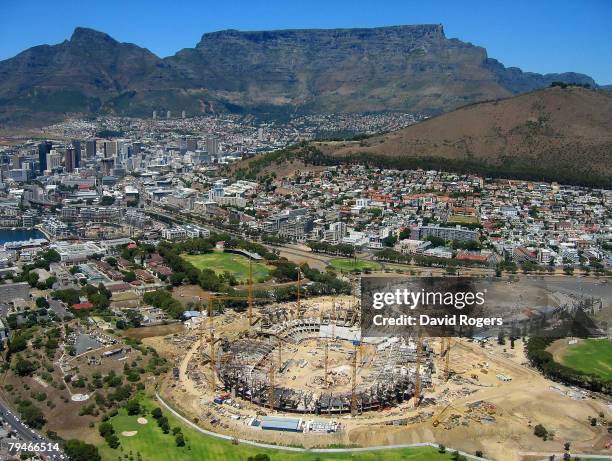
[
  {"x1": 413, "y1": 331, "x2": 424, "y2": 408},
  {"x1": 277, "y1": 336, "x2": 283, "y2": 371},
  {"x1": 296, "y1": 268, "x2": 302, "y2": 318},
  {"x1": 324, "y1": 338, "x2": 329, "y2": 388},
  {"x1": 444, "y1": 337, "x2": 452, "y2": 381},
  {"x1": 248, "y1": 257, "x2": 254, "y2": 325},
  {"x1": 438, "y1": 337, "x2": 452, "y2": 381},
  {"x1": 268, "y1": 358, "x2": 275, "y2": 411},
  {"x1": 350, "y1": 340, "x2": 363, "y2": 416},
  {"x1": 319, "y1": 311, "x2": 330, "y2": 387},
  {"x1": 202, "y1": 292, "x2": 270, "y2": 392}
]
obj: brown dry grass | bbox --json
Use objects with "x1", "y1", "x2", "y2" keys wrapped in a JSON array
[{"x1": 321, "y1": 87, "x2": 612, "y2": 179}]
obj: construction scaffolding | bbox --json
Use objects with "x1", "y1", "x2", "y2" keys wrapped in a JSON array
[{"x1": 216, "y1": 310, "x2": 434, "y2": 415}]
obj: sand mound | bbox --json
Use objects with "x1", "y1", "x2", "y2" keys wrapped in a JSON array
[
  {"x1": 121, "y1": 431, "x2": 138, "y2": 437},
  {"x1": 137, "y1": 417, "x2": 148, "y2": 425}
]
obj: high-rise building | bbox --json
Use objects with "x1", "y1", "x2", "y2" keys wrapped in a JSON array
[
  {"x1": 85, "y1": 139, "x2": 96, "y2": 159},
  {"x1": 101, "y1": 158, "x2": 114, "y2": 176},
  {"x1": 180, "y1": 137, "x2": 198, "y2": 154},
  {"x1": 65, "y1": 146, "x2": 76, "y2": 172},
  {"x1": 71, "y1": 140, "x2": 82, "y2": 167},
  {"x1": 38, "y1": 141, "x2": 52, "y2": 173},
  {"x1": 103, "y1": 140, "x2": 119, "y2": 158},
  {"x1": 330, "y1": 222, "x2": 347, "y2": 242},
  {"x1": 206, "y1": 137, "x2": 220, "y2": 159},
  {"x1": 46, "y1": 151, "x2": 61, "y2": 171}
]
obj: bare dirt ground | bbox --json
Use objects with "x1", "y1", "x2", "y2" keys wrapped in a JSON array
[
  {"x1": 123, "y1": 323, "x2": 184, "y2": 340},
  {"x1": 172, "y1": 284, "x2": 211, "y2": 306},
  {"x1": 142, "y1": 296, "x2": 611, "y2": 461},
  {"x1": 274, "y1": 338, "x2": 375, "y2": 392},
  {"x1": 278, "y1": 245, "x2": 330, "y2": 271}
]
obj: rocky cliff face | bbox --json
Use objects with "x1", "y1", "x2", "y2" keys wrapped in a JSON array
[{"x1": 0, "y1": 25, "x2": 599, "y2": 125}]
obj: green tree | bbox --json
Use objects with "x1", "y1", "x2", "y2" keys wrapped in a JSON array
[
  {"x1": 534, "y1": 424, "x2": 548, "y2": 440},
  {"x1": 36, "y1": 297, "x2": 49, "y2": 308},
  {"x1": 64, "y1": 440, "x2": 101, "y2": 461},
  {"x1": 8, "y1": 335, "x2": 28, "y2": 354},
  {"x1": 14, "y1": 358, "x2": 37, "y2": 376},
  {"x1": 125, "y1": 399, "x2": 140, "y2": 416},
  {"x1": 247, "y1": 455, "x2": 271, "y2": 461},
  {"x1": 100, "y1": 195, "x2": 115, "y2": 206},
  {"x1": 19, "y1": 402, "x2": 45, "y2": 428}
]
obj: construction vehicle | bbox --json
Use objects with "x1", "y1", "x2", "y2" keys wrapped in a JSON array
[{"x1": 432, "y1": 402, "x2": 463, "y2": 427}]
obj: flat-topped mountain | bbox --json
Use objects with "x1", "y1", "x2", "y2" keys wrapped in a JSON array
[{"x1": 0, "y1": 25, "x2": 600, "y2": 125}]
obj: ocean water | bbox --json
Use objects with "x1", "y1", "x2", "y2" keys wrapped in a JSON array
[{"x1": 0, "y1": 228, "x2": 45, "y2": 244}]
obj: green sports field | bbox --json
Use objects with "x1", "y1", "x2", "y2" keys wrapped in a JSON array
[
  {"x1": 447, "y1": 215, "x2": 480, "y2": 225},
  {"x1": 329, "y1": 258, "x2": 381, "y2": 272},
  {"x1": 561, "y1": 339, "x2": 612, "y2": 380},
  {"x1": 182, "y1": 252, "x2": 272, "y2": 283},
  {"x1": 99, "y1": 397, "x2": 453, "y2": 461}
]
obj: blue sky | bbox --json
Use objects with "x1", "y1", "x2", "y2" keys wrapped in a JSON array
[{"x1": 1, "y1": 0, "x2": 611, "y2": 84}]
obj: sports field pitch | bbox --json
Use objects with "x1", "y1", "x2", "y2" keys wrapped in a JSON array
[
  {"x1": 561, "y1": 339, "x2": 612, "y2": 380},
  {"x1": 447, "y1": 215, "x2": 480, "y2": 225},
  {"x1": 99, "y1": 397, "x2": 453, "y2": 461},
  {"x1": 329, "y1": 258, "x2": 381, "y2": 272},
  {"x1": 182, "y1": 252, "x2": 272, "y2": 282}
]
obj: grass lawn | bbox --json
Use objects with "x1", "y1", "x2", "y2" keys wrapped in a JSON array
[
  {"x1": 561, "y1": 339, "x2": 612, "y2": 380},
  {"x1": 383, "y1": 263, "x2": 419, "y2": 273},
  {"x1": 182, "y1": 251, "x2": 272, "y2": 283},
  {"x1": 99, "y1": 397, "x2": 453, "y2": 461},
  {"x1": 447, "y1": 215, "x2": 480, "y2": 225},
  {"x1": 329, "y1": 258, "x2": 381, "y2": 272}
]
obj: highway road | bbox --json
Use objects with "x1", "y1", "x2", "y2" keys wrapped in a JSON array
[{"x1": 0, "y1": 398, "x2": 66, "y2": 460}]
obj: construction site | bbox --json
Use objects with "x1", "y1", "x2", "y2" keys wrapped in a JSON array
[
  {"x1": 215, "y1": 300, "x2": 434, "y2": 414},
  {"x1": 150, "y1": 272, "x2": 612, "y2": 461}
]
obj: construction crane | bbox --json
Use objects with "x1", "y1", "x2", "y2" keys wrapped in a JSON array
[
  {"x1": 247, "y1": 257, "x2": 254, "y2": 325},
  {"x1": 246, "y1": 258, "x2": 276, "y2": 326},
  {"x1": 268, "y1": 358, "x2": 275, "y2": 411},
  {"x1": 277, "y1": 336, "x2": 283, "y2": 371},
  {"x1": 444, "y1": 337, "x2": 452, "y2": 381},
  {"x1": 201, "y1": 293, "x2": 270, "y2": 392},
  {"x1": 324, "y1": 338, "x2": 329, "y2": 388},
  {"x1": 432, "y1": 401, "x2": 462, "y2": 427},
  {"x1": 296, "y1": 267, "x2": 303, "y2": 318},
  {"x1": 318, "y1": 311, "x2": 330, "y2": 387},
  {"x1": 350, "y1": 340, "x2": 363, "y2": 416},
  {"x1": 413, "y1": 331, "x2": 424, "y2": 408},
  {"x1": 331, "y1": 298, "x2": 336, "y2": 342}
]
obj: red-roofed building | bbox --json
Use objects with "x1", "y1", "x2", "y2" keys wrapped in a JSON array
[
  {"x1": 456, "y1": 251, "x2": 489, "y2": 263},
  {"x1": 72, "y1": 302, "x2": 94, "y2": 310}
]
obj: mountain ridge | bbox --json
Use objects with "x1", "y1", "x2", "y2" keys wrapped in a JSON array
[
  {"x1": 317, "y1": 86, "x2": 612, "y2": 187},
  {"x1": 0, "y1": 25, "x2": 600, "y2": 125}
]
